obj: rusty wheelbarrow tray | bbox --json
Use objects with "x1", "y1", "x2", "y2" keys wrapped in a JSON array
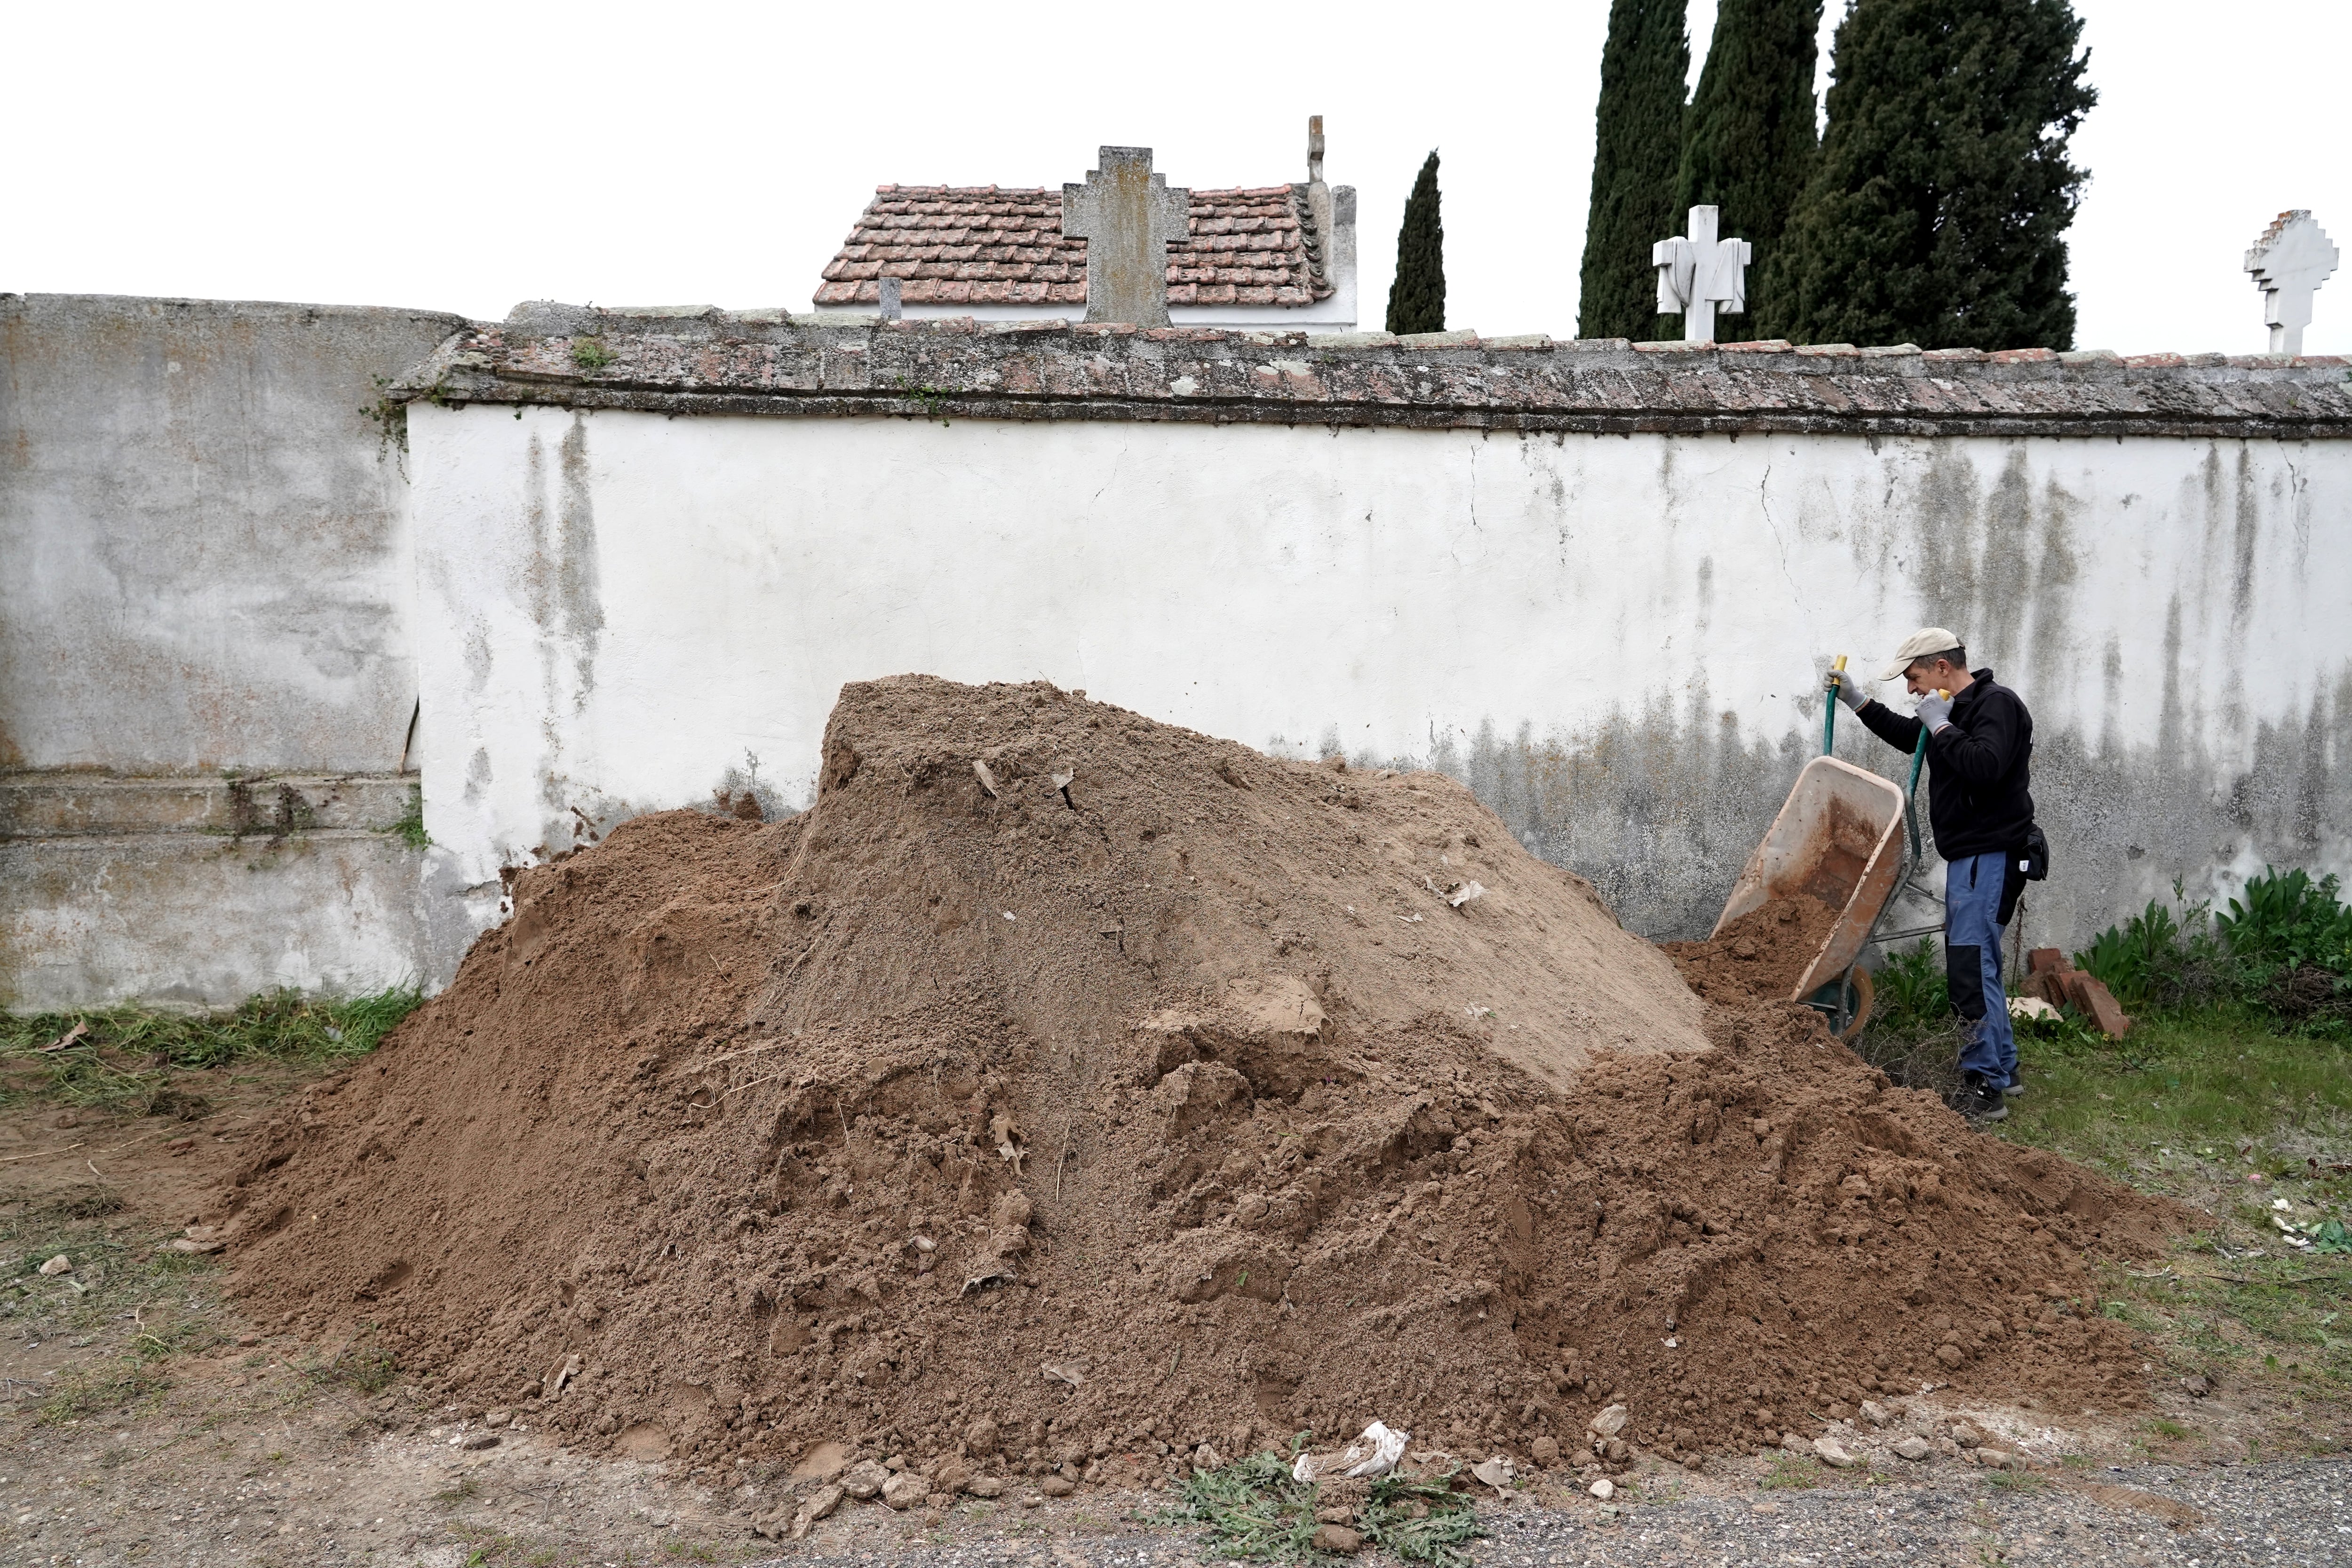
[{"x1": 1711, "y1": 755, "x2": 1909, "y2": 1028}]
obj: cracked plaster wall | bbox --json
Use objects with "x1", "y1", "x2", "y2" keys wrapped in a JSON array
[
  {"x1": 411, "y1": 405, "x2": 2351, "y2": 964},
  {"x1": 0, "y1": 294, "x2": 464, "y2": 771},
  {"x1": 0, "y1": 294, "x2": 465, "y2": 1007}
]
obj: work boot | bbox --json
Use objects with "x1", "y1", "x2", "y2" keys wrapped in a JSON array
[{"x1": 1960, "y1": 1072, "x2": 2009, "y2": 1122}]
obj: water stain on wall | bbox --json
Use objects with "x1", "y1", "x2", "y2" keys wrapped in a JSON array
[
  {"x1": 508, "y1": 416, "x2": 609, "y2": 854},
  {"x1": 1417, "y1": 677, "x2": 2350, "y2": 953}
]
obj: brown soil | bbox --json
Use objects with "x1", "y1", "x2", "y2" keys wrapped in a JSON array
[
  {"x1": 1663, "y1": 896, "x2": 1843, "y2": 1003},
  {"x1": 216, "y1": 677, "x2": 2184, "y2": 1480}
]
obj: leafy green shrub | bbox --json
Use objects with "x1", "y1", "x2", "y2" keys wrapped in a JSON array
[
  {"x1": 2074, "y1": 896, "x2": 2233, "y2": 1011},
  {"x1": 2073, "y1": 868, "x2": 2351, "y2": 1031},
  {"x1": 1871, "y1": 937, "x2": 1948, "y2": 1028},
  {"x1": 2217, "y1": 868, "x2": 2352, "y2": 976}
]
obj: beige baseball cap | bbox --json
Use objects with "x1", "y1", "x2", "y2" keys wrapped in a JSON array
[{"x1": 1876, "y1": 628, "x2": 1964, "y2": 682}]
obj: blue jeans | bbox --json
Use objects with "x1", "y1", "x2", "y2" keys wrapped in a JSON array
[{"x1": 1944, "y1": 851, "x2": 2017, "y2": 1086}]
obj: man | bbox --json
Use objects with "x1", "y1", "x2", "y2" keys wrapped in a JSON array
[{"x1": 1831, "y1": 629, "x2": 2035, "y2": 1122}]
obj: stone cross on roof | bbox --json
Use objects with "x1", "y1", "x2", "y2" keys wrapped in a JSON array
[
  {"x1": 1062, "y1": 146, "x2": 1192, "y2": 327},
  {"x1": 2246, "y1": 210, "x2": 2338, "y2": 356},
  {"x1": 1653, "y1": 205, "x2": 1752, "y2": 345}
]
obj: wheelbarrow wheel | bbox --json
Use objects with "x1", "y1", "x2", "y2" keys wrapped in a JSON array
[
  {"x1": 1803, "y1": 967, "x2": 1875, "y2": 1043},
  {"x1": 1839, "y1": 966, "x2": 1874, "y2": 1042}
]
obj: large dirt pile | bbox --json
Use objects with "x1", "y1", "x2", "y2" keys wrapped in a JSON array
[{"x1": 219, "y1": 677, "x2": 2178, "y2": 1478}]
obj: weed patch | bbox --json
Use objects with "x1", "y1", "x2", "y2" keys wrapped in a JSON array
[
  {"x1": 1175, "y1": 1450, "x2": 1320, "y2": 1561},
  {"x1": 36, "y1": 1359, "x2": 169, "y2": 1425},
  {"x1": 1357, "y1": 1472, "x2": 1483, "y2": 1568},
  {"x1": 1759, "y1": 1454, "x2": 1822, "y2": 1490},
  {"x1": 30, "y1": 1316, "x2": 214, "y2": 1425},
  {"x1": 0, "y1": 987, "x2": 422, "y2": 1112},
  {"x1": 382, "y1": 784, "x2": 429, "y2": 850},
  {"x1": 1174, "y1": 1448, "x2": 1484, "y2": 1568},
  {"x1": 308, "y1": 1341, "x2": 399, "y2": 1395}
]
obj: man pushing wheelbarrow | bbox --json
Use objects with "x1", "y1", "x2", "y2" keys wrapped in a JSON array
[{"x1": 1830, "y1": 629, "x2": 2045, "y2": 1123}]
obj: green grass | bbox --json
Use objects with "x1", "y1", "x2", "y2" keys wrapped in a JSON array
[
  {"x1": 1947, "y1": 1000, "x2": 2352, "y2": 1406},
  {"x1": 5, "y1": 1195, "x2": 234, "y2": 1421},
  {"x1": 1997, "y1": 1005, "x2": 2352, "y2": 1159},
  {"x1": 0, "y1": 986, "x2": 422, "y2": 1112},
  {"x1": 1758, "y1": 1454, "x2": 1822, "y2": 1490}
]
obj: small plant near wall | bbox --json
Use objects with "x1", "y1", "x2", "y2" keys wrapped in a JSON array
[
  {"x1": 570, "y1": 337, "x2": 616, "y2": 371},
  {"x1": 358, "y1": 374, "x2": 406, "y2": 452},
  {"x1": 383, "y1": 784, "x2": 429, "y2": 851}
]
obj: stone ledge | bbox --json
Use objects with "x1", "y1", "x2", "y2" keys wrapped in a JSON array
[
  {"x1": 393, "y1": 309, "x2": 2352, "y2": 440},
  {"x1": 0, "y1": 772, "x2": 416, "y2": 839}
]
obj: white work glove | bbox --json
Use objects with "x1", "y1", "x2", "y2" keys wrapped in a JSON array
[
  {"x1": 1830, "y1": 668, "x2": 1867, "y2": 711},
  {"x1": 1916, "y1": 690, "x2": 1955, "y2": 732}
]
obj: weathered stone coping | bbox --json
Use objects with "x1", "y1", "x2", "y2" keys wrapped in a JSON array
[{"x1": 394, "y1": 303, "x2": 2352, "y2": 439}]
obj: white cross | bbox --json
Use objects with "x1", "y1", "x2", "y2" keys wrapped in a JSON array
[
  {"x1": 1652, "y1": 205, "x2": 1752, "y2": 345},
  {"x1": 2245, "y1": 210, "x2": 2338, "y2": 356},
  {"x1": 1062, "y1": 146, "x2": 1192, "y2": 327}
]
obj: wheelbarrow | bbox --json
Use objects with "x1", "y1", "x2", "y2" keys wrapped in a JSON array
[
  {"x1": 1705, "y1": 659, "x2": 1947, "y2": 1040},
  {"x1": 1709, "y1": 755, "x2": 1907, "y2": 1039}
]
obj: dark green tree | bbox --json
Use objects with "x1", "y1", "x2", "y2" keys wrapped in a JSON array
[
  {"x1": 1385, "y1": 151, "x2": 1446, "y2": 335},
  {"x1": 1578, "y1": 0, "x2": 1690, "y2": 341},
  {"x1": 1767, "y1": 0, "x2": 2095, "y2": 350},
  {"x1": 1677, "y1": 0, "x2": 1823, "y2": 336}
]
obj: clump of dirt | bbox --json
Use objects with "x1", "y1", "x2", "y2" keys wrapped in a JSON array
[
  {"x1": 1663, "y1": 895, "x2": 1843, "y2": 1003},
  {"x1": 217, "y1": 677, "x2": 2184, "y2": 1480}
]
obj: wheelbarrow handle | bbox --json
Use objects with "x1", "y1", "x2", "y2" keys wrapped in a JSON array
[
  {"x1": 1904, "y1": 729, "x2": 1928, "y2": 860},
  {"x1": 1821, "y1": 655, "x2": 1848, "y2": 756}
]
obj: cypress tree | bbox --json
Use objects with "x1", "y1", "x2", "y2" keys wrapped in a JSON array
[
  {"x1": 1677, "y1": 0, "x2": 1823, "y2": 337},
  {"x1": 1385, "y1": 151, "x2": 1446, "y2": 335},
  {"x1": 1577, "y1": 0, "x2": 1689, "y2": 342},
  {"x1": 1768, "y1": 0, "x2": 2096, "y2": 350}
]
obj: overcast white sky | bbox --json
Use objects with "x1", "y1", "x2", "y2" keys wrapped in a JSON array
[{"x1": 7, "y1": 1, "x2": 2345, "y2": 355}]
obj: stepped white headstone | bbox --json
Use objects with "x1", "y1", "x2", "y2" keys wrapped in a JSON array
[
  {"x1": 2245, "y1": 210, "x2": 2337, "y2": 356},
  {"x1": 1653, "y1": 205, "x2": 1753, "y2": 345}
]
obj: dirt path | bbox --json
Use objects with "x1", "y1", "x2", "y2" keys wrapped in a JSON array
[{"x1": 2, "y1": 1385, "x2": 2344, "y2": 1568}]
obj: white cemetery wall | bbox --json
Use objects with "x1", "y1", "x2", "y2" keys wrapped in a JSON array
[
  {"x1": 408, "y1": 402, "x2": 2352, "y2": 977},
  {"x1": 0, "y1": 294, "x2": 467, "y2": 1009}
]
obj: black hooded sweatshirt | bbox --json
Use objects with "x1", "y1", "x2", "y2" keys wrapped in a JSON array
[{"x1": 1856, "y1": 669, "x2": 2035, "y2": 860}]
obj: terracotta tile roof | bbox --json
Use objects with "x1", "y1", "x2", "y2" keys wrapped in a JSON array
[{"x1": 813, "y1": 184, "x2": 1335, "y2": 310}]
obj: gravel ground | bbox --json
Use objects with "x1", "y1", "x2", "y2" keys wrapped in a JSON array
[
  {"x1": 747, "y1": 1462, "x2": 2350, "y2": 1568},
  {"x1": 16, "y1": 1428, "x2": 2344, "y2": 1568}
]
